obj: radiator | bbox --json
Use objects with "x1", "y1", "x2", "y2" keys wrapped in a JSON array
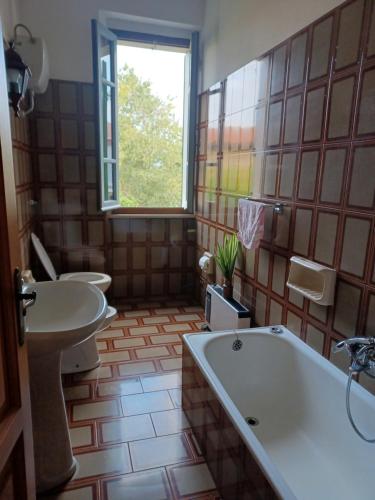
[{"x1": 205, "y1": 284, "x2": 251, "y2": 331}]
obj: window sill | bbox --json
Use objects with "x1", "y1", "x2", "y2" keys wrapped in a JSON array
[{"x1": 107, "y1": 212, "x2": 195, "y2": 219}]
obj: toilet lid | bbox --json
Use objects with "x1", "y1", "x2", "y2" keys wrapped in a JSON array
[{"x1": 31, "y1": 233, "x2": 58, "y2": 281}]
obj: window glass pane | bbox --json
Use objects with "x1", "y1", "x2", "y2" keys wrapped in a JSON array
[
  {"x1": 102, "y1": 84, "x2": 113, "y2": 159},
  {"x1": 117, "y1": 41, "x2": 187, "y2": 207},
  {"x1": 100, "y1": 36, "x2": 112, "y2": 81},
  {"x1": 104, "y1": 162, "x2": 116, "y2": 201}
]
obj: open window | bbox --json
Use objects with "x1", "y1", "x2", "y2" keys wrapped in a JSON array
[
  {"x1": 92, "y1": 20, "x2": 120, "y2": 211},
  {"x1": 92, "y1": 20, "x2": 198, "y2": 213}
]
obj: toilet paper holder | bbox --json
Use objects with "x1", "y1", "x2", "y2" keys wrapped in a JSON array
[{"x1": 199, "y1": 251, "x2": 214, "y2": 274}]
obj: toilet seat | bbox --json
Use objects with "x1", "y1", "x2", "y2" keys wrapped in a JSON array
[
  {"x1": 31, "y1": 233, "x2": 112, "y2": 292},
  {"x1": 59, "y1": 272, "x2": 111, "y2": 292}
]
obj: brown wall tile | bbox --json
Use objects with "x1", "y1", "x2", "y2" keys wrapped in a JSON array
[
  {"x1": 333, "y1": 280, "x2": 362, "y2": 337},
  {"x1": 340, "y1": 216, "x2": 371, "y2": 277},
  {"x1": 319, "y1": 148, "x2": 346, "y2": 204},
  {"x1": 195, "y1": 0, "x2": 375, "y2": 383},
  {"x1": 357, "y1": 68, "x2": 375, "y2": 135},
  {"x1": 314, "y1": 211, "x2": 338, "y2": 266},
  {"x1": 334, "y1": 0, "x2": 364, "y2": 70},
  {"x1": 288, "y1": 32, "x2": 307, "y2": 88},
  {"x1": 309, "y1": 16, "x2": 333, "y2": 81},
  {"x1": 348, "y1": 146, "x2": 375, "y2": 209}
]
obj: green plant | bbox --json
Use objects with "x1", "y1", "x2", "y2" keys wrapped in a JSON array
[
  {"x1": 215, "y1": 234, "x2": 239, "y2": 280},
  {"x1": 118, "y1": 65, "x2": 183, "y2": 208}
]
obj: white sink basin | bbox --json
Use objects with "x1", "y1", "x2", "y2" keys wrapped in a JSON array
[
  {"x1": 24, "y1": 280, "x2": 107, "y2": 493},
  {"x1": 25, "y1": 280, "x2": 107, "y2": 357}
]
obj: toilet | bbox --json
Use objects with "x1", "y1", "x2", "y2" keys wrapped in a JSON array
[{"x1": 31, "y1": 232, "x2": 117, "y2": 373}]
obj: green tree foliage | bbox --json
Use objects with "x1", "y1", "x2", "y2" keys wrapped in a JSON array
[{"x1": 118, "y1": 65, "x2": 183, "y2": 207}]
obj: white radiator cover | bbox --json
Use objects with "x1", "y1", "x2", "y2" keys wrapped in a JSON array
[{"x1": 205, "y1": 284, "x2": 251, "y2": 331}]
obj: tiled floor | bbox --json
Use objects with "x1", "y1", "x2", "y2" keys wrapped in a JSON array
[{"x1": 44, "y1": 300, "x2": 220, "y2": 500}]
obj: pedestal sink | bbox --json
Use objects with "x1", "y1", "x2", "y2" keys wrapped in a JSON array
[{"x1": 24, "y1": 280, "x2": 107, "y2": 493}]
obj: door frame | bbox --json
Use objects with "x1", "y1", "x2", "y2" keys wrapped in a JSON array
[{"x1": 0, "y1": 19, "x2": 35, "y2": 499}]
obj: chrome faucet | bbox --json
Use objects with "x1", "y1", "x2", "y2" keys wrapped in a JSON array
[
  {"x1": 334, "y1": 337, "x2": 375, "y2": 443},
  {"x1": 334, "y1": 337, "x2": 375, "y2": 375}
]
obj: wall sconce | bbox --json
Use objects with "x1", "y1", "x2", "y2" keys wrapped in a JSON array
[{"x1": 5, "y1": 25, "x2": 33, "y2": 117}]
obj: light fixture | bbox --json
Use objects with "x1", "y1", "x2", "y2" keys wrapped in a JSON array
[{"x1": 5, "y1": 24, "x2": 33, "y2": 117}]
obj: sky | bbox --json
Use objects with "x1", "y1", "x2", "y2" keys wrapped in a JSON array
[{"x1": 117, "y1": 44, "x2": 186, "y2": 125}]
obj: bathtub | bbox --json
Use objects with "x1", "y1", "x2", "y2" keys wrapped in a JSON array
[{"x1": 182, "y1": 326, "x2": 375, "y2": 500}]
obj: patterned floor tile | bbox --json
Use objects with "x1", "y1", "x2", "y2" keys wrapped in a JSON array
[
  {"x1": 121, "y1": 390, "x2": 174, "y2": 416},
  {"x1": 72, "y1": 399, "x2": 120, "y2": 421},
  {"x1": 57, "y1": 302, "x2": 219, "y2": 499},
  {"x1": 143, "y1": 316, "x2": 170, "y2": 324},
  {"x1": 96, "y1": 329, "x2": 125, "y2": 339},
  {"x1": 99, "y1": 350, "x2": 131, "y2": 363},
  {"x1": 129, "y1": 434, "x2": 191, "y2": 471},
  {"x1": 113, "y1": 337, "x2": 146, "y2": 349},
  {"x1": 163, "y1": 323, "x2": 192, "y2": 333},
  {"x1": 104, "y1": 468, "x2": 172, "y2": 500},
  {"x1": 160, "y1": 357, "x2": 182, "y2": 371},
  {"x1": 150, "y1": 334, "x2": 181, "y2": 345},
  {"x1": 64, "y1": 385, "x2": 90, "y2": 401},
  {"x1": 135, "y1": 346, "x2": 170, "y2": 359},
  {"x1": 118, "y1": 360, "x2": 156, "y2": 377},
  {"x1": 151, "y1": 409, "x2": 190, "y2": 436},
  {"x1": 169, "y1": 463, "x2": 216, "y2": 496},
  {"x1": 99, "y1": 414, "x2": 155, "y2": 444},
  {"x1": 97, "y1": 378, "x2": 143, "y2": 397},
  {"x1": 74, "y1": 445, "x2": 131, "y2": 479},
  {"x1": 69, "y1": 426, "x2": 93, "y2": 448},
  {"x1": 129, "y1": 325, "x2": 159, "y2": 336},
  {"x1": 141, "y1": 372, "x2": 181, "y2": 392}
]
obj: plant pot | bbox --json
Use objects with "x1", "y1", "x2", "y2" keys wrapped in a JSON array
[{"x1": 222, "y1": 279, "x2": 233, "y2": 300}]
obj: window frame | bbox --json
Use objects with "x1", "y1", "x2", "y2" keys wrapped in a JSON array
[
  {"x1": 92, "y1": 22, "x2": 198, "y2": 215},
  {"x1": 92, "y1": 20, "x2": 120, "y2": 211}
]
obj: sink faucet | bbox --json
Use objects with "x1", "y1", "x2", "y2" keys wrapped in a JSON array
[{"x1": 334, "y1": 337, "x2": 375, "y2": 375}]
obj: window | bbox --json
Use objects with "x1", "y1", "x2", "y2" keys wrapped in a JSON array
[{"x1": 92, "y1": 21, "x2": 198, "y2": 213}]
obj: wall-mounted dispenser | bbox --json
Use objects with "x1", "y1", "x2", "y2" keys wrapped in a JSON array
[
  {"x1": 199, "y1": 251, "x2": 214, "y2": 275},
  {"x1": 6, "y1": 24, "x2": 49, "y2": 117}
]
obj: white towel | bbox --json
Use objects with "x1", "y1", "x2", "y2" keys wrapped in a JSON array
[{"x1": 237, "y1": 199, "x2": 266, "y2": 250}]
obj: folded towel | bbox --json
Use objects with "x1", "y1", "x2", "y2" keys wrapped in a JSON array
[{"x1": 237, "y1": 199, "x2": 265, "y2": 250}]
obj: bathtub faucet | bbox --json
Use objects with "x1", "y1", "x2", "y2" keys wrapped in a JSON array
[{"x1": 334, "y1": 337, "x2": 375, "y2": 375}]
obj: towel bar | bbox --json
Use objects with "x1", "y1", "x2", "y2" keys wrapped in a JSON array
[{"x1": 244, "y1": 198, "x2": 285, "y2": 215}]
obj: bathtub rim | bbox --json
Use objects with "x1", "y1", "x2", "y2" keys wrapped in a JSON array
[{"x1": 183, "y1": 325, "x2": 375, "y2": 500}]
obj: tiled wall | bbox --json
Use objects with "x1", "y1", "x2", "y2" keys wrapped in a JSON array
[
  {"x1": 30, "y1": 79, "x2": 106, "y2": 276},
  {"x1": 195, "y1": 0, "x2": 375, "y2": 381},
  {"x1": 10, "y1": 113, "x2": 35, "y2": 269},
  {"x1": 109, "y1": 217, "x2": 196, "y2": 301},
  {"x1": 30, "y1": 80, "x2": 196, "y2": 301}
]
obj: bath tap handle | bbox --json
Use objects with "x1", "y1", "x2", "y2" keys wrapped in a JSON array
[{"x1": 334, "y1": 337, "x2": 375, "y2": 353}]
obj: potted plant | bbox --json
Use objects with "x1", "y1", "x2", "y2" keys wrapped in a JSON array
[{"x1": 215, "y1": 233, "x2": 239, "y2": 299}]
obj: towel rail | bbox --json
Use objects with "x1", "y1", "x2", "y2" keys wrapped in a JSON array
[{"x1": 244, "y1": 197, "x2": 285, "y2": 215}]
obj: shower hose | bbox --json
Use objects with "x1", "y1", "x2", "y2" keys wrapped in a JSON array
[{"x1": 346, "y1": 370, "x2": 375, "y2": 443}]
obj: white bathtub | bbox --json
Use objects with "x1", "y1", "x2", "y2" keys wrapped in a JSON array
[{"x1": 183, "y1": 326, "x2": 375, "y2": 500}]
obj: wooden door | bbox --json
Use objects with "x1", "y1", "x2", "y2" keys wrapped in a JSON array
[{"x1": 0, "y1": 21, "x2": 36, "y2": 500}]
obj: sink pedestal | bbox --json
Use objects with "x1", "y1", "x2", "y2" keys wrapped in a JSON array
[
  {"x1": 24, "y1": 280, "x2": 108, "y2": 493},
  {"x1": 29, "y1": 351, "x2": 76, "y2": 493}
]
